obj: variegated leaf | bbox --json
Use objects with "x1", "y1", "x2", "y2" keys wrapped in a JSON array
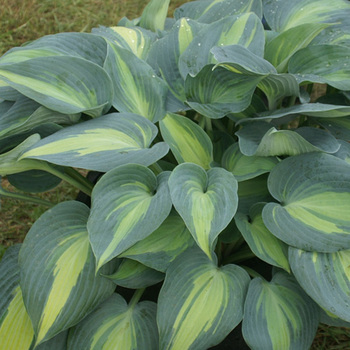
[
  {"x1": 147, "y1": 18, "x2": 204, "y2": 109},
  {"x1": 263, "y1": 153, "x2": 350, "y2": 252},
  {"x1": 0, "y1": 245, "x2": 34, "y2": 350},
  {"x1": 104, "y1": 42, "x2": 168, "y2": 122},
  {"x1": 0, "y1": 32, "x2": 107, "y2": 66},
  {"x1": 0, "y1": 134, "x2": 54, "y2": 176},
  {"x1": 235, "y1": 204, "x2": 290, "y2": 272},
  {"x1": 222, "y1": 142, "x2": 278, "y2": 182},
  {"x1": 20, "y1": 113, "x2": 169, "y2": 172},
  {"x1": 184, "y1": 64, "x2": 264, "y2": 118},
  {"x1": 120, "y1": 210, "x2": 195, "y2": 272},
  {"x1": 0, "y1": 95, "x2": 80, "y2": 139},
  {"x1": 0, "y1": 56, "x2": 113, "y2": 117},
  {"x1": 139, "y1": 0, "x2": 170, "y2": 31},
  {"x1": 263, "y1": 0, "x2": 350, "y2": 32},
  {"x1": 289, "y1": 45, "x2": 350, "y2": 91},
  {"x1": 88, "y1": 164, "x2": 172, "y2": 270},
  {"x1": 236, "y1": 122, "x2": 340, "y2": 157},
  {"x1": 289, "y1": 247, "x2": 350, "y2": 322},
  {"x1": 67, "y1": 294, "x2": 158, "y2": 350},
  {"x1": 168, "y1": 163, "x2": 238, "y2": 259},
  {"x1": 103, "y1": 258, "x2": 164, "y2": 289},
  {"x1": 159, "y1": 112, "x2": 213, "y2": 169},
  {"x1": 92, "y1": 25, "x2": 155, "y2": 60},
  {"x1": 158, "y1": 247, "x2": 250, "y2": 349},
  {"x1": 179, "y1": 13, "x2": 265, "y2": 78},
  {"x1": 174, "y1": 0, "x2": 263, "y2": 24},
  {"x1": 19, "y1": 201, "x2": 116, "y2": 346},
  {"x1": 242, "y1": 271, "x2": 320, "y2": 350},
  {"x1": 264, "y1": 23, "x2": 330, "y2": 72}
]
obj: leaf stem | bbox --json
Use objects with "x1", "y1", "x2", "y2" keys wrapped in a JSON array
[
  {"x1": 222, "y1": 245, "x2": 256, "y2": 265},
  {"x1": 46, "y1": 166, "x2": 93, "y2": 196},
  {"x1": 240, "y1": 265, "x2": 263, "y2": 279},
  {"x1": 0, "y1": 186, "x2": 54, "y2": 207},
  {"x1": 149, "y1": 162, "x2": 163, "y2": 175},
  {"x1": 129, "y1": 288, "x2": 145, "y2": 308}
]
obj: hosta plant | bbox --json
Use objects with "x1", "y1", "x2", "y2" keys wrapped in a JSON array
[{"x1": 1, "y1": 0, "x2": 350, "y2": 349}]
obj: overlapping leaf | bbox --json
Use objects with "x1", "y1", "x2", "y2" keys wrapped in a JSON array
[
  {"x1": 263, "y1": 153, "x2": 350, "y2": 252},
  {"x1": 236, "y1": 122, "x2": 340, "y2": 157},
  {"x1": 179, "y1": 13, "x2": 265, "y2": 78},
  {"x1": 88, "y1": 164, "x2": 172, "y2": 270},
  {"x1": 103, "y1": 259, "x2": 164, "y2": 289},
  {"x1": 0, "y1": 56, "x2": 113, "y2": 117},
  {"x1": 288, "y1": 45, "x2": 350, "y2": 91},
  {"x1": 0, "y1": 95, "x2": 80, "y2": 140},
  {"x1": 158, "y1": 247, "x2": 250, "y2": 350},
  {"x1": 185, "y1": 64, "x2": 264, "y2": 118},
  {"x1": 67, "y1": 294, "x2": 158, "y2": 350},
  {"x1": 222, "y1": 142, "x2": 278, "y2": 181},
  {"x1": 0, "y1": 134, "x2": 53, "y2": 176},
  {"x1": 242, "y1": 271, "x2": 320, "y2": 350},
  {"x1": 92, "y1": 25, "x2": 155, "y2": 60},
  {"x1": 264, "y1": 23, "x2": 330, "y2": 72},
  {"x1": 237, "y1": 174, "x2": 273, "y2": 214},
  {"x1": 19, "y1": 201, "x2": 116, "y2": 346},
  {"x1": 20, "y1": 113, "x2": 169, "y2": 172},
  {"x1": 104, "y1": 42, "x2": 168, "y2": 122},
  {"x1": 289, "y1": 247, "x2": 350, "y2": 322},
  {"x1": 235, "y1": 204, "x2": 290, "y2": 272},
  {"x1": 168, "y1": 163, "x2": 238, "y2": 259},
  {"x1": 212, "y1": 44, "x2": 301, "y2": 107},
  {"x1": 139, "y1": 0, "x2": 170, "y2": 31},
  {"x1": 159, "y1": 112, "x2": 213, "y2": 169},
  {"x1": 263, "y1": 0, "x2": 350, "y2": 33},
  {"x1": 0, "y1": 32, "x2": 107, "y2": 66},
  {"x1": 120, "y1": 211, "x2": 195, "y2": 272},
  {"x1": 147, "y1": 18, "x2": 204, "y2": 109},
  {"x1": 174, "y1": 0, "x2": 263, "y2": 24}
]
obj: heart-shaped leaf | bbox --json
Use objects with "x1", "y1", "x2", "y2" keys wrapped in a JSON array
[
  {"x1": 158, "y1": 247, "x2": 250, "y2": 349},
  {"x1": 88, "y1": 164, "x2": 172, "y2": 270},
  {"x1": 242, "y1": 271, "x2": 320, "y2": 350},
  {"x1": 168, "y1": 163, "x2": 238, "y2": 259}
]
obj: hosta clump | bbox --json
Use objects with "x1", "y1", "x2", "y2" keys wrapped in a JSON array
[{"x1": 1, "y1": 0, "x2": 350, "y2": 348}]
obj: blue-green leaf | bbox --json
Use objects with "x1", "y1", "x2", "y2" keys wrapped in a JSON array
[
  {"x1": 120, "y1": 211, "x2": 195, "y2": 272},
  {"x1": 179, "y1": 13, "x2": 265, "y2": 78},
  {"x1": 242, "y1": 271, "x2": 319, "y2": 350},
  {"x1": 104, "y1": 42, "x2": 168, "y2": 122},
  {"x1": 20, "y1": 113, "x2": 169, "y2": 172},
  {"x1": 103, "y1": 258, "x2": 164, "y2": 289},
  {"x1": 67, "y1": 294, "x2": 158, "y2": 350},
  {"x1": 289, "y1": 247, "x2": 350, "y2": 322},
  {"x1": 158, "y1": 247, "x2": 250, "y2": 349},
  {"x1": 19, "y1": 201, "x2": 116, "y2": 346},
  {"x1": 235, "y1": 204, "x2": 290, "y2": 272},
  {"x1": 0, "y1": 56, "x2": 113, "y2": 117},
  {"x1": 236, "y1": 122, "x2": 340, "y2": 156},
  {"x1": 174, "y1": 0, "x2": 263, "y2": 24},
  {"x1": 222, "y1": 142, "x2": 278, "y2": 181},
  {"x1": 263, "y1": 153, "x2": 350, "y2": 252},
  {"x1": 88, "y1": 165, "x2": 172, "y2": 270},
  {"x1": 168, "y1": 163, "x2": 238, "y2": 259}
]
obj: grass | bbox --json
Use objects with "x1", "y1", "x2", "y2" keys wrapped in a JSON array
[{"x1": 0, "y1": 0, "x2": 350, "y2": 348}]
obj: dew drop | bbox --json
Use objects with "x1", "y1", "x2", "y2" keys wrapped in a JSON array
[{"x1": 198, "y1": 42, "x2": 201, "y2": 46}]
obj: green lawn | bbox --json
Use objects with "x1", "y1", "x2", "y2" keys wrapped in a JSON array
[{"x1": 0, "y1": 0, "x2": 350, "y2": 348}]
